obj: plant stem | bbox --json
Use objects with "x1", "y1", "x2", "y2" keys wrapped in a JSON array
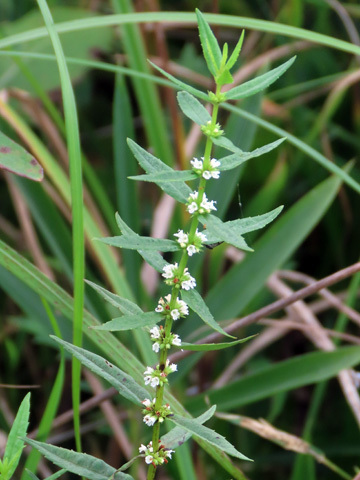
[{"x1": 146, "y1": 85, "x2": 222, "y2": 480}]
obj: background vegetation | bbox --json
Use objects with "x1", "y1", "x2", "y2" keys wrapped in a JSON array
[{"x1": 0, "y1": 1, "x2": 359, "y2": 479}]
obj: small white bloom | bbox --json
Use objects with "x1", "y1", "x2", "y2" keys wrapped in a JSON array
[
  {"x1": 171, "y1": 309, "x2": 180, "y2": 320},
  {"x1": 174, "y1": 229, "x2": 188, "y2": 247},
  {"x1": 150, "y1": 377, "x2": 160, "y2": 388},
  {"x1": 166, "y1": 360, "x2": 177, "y2": 373},
  {"x1": 155, "y1": 305, "x2": 163, "y2": 313},
  {"x1": 162, "y1": 263, "x2": 178, "y2": 279},
  {"x1": 142, "y1": 398, "x2": 152, "y2": 408},
  {"x1": 190, "y1": 157, "x2": 203, "y2": 170},
  {"x1": 211, "y1": 170, "x2": 220, "y2": 179},
  {"x1": 152, "y1": 342, "x2": 160, "y2": 353},
  {"x1": 172, "y1": 334, "x2": 181, "y2": 346},
  {"x1": 210, "y1": 158, "x2": 221, "y2": 168},
  {"x1": 144, "y1": 366, "x2": 154, "y2": 375},
  {"x1": 139, "y1": 444, "x2": 147, "y2": 453},
  {"x1": 195, "y1": 229, "x2": 207, "y2": 243},
  {"x1": 145, "y1": 455, "x2": 154, "y2": 465},
  {"x1": 202, "y1": 170, "x2": 212, "y2": 180},
  {"x1": 143, "y1": 414, "x2": 157, "y2": 427},
  {"x1": 189, "y1": 191, "x2": 198, "y2": 201},
  {"x1": 181, "y1": 276, "x2": 196, "y2": 290},
  {"x1": 165, "y1": 449, "x2": 175, "y2": 459},
  {"x1": 187, "y1": 244, "x2": 197, "y2": 256},
  {"x1": 187, "y1": 202, "x2": 198, "y2": 214},
  {"x1": 150, "y1": 326, "x2": 161, "y2": 339},
  {"x1": 178, "y1": 300, "x2": 189, "y2": 315}
]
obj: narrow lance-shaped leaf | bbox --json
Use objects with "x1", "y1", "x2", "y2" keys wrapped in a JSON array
[
  {"x1": 169, "y1": 413, "x2": 252, "y2": 461},
  {"x1": 218, "y1": 138, "x2": 286, "y2": 171},
  {"x1": 93, "y1": 311, "x2": 161, "y2": 332},
  {"x1": 199, "y1": 215, "x2": 253, "y2": 251},
  {"x1": 127, "y1": 138, "x2": 191, "y2": 203},
  {"x1": 149, "y1": 60, "x2": 208, "y2": 101},
  {"x1": 96, "y1": 234, "x2": 179, "y2": 252},
  {"x1": 225, "y1": 56, "x2": 296, "y2": 101},
  {"x1": 211, "y1": 135, "x2": 243, "y2": 154},
  {"x1": 180, "y1": 335, "x2": 256, "y2": 352},
  {"x1": 0, "y1": 131, "x2": 43, "y2": 181},
  {"x1": 196, "y1": 9, "x2": 222, "y2": 76},
  {"x1": 200, "y1": 206, "x2": 284, "y2": 245},
  {"x1": 129, "y1": 170, "x2": 197, "y2": 183},
  {"x1": 177, "y1": 91, "x2": 211, "y2": 126},
  {"x1": 51, "y1": 337, "x2": 151, "y2": 404},
  {"x1": 226, "y1": 30, "x2": 245, "y2": 71},
  {"x1": 24, "y1": 439, "x2": 134, "y2": 480},
  {"x1": 161, "y1": 406, "x2": 216, "y2": 449},
  {"x1": 85, "y1": 280, "x2": 143, "y2": 315},
  {"x1": 4, "y1": 392, "x2": 31, "y2": 479},
  {"x1": 181, "y1": 289, "x2": 234, "y2": 338}
]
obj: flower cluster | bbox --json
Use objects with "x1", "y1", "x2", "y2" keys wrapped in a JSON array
[
  {"x1": 186, "y1": 191, "x2": 217, "y2": 215},
  {"x1": 201, "y1": 120, "x2": 224, "y2": 137},
  {"x1": 139, "y1": 441, "x2": 174, "y2": 467},
  {"x1": 141, "y1": 398, "x2": 172, "y2": 427},
  {"x1": 150, "y1": 325, "x2": 181, "y2": 352},
  {"x1": 190, "y1": 157, "x2": 221, "y2": 180},
  {"x1": 144, "y1": 360, "x2": 177, "y2": 388},
  {"x1": 162, "y1": 263, "x2": 196, "y2": 290},
  {"x1": 174, "y1": 228, "x2": 208, "y2": 256},
  {"x1": 155, "y1": 294, "x2": 189, "y2": 320}
]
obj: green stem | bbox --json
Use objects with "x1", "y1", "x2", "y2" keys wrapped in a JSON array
[{"x1": 146, "y1": 86, "x2": 222, "y2": 479}]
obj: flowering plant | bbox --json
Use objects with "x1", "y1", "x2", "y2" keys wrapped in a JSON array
[{"x1": 25, "y1": 9, "x2": 294, "y2": 480}]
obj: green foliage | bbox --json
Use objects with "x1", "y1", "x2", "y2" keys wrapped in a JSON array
[{"x1": 0, "y1": 393, "x2": 31, "y2": 480}]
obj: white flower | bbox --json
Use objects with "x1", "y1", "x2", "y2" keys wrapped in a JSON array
[
  {"x1": 178, "y1": 300, "x2": 189, "y2": 315},
  {"x1": 144, "y1": 366, "x2": 154, "y2": 375},
  {"x1": 195, "y1": 229, "x2": 207, "y2": 243},
  {"x1": 187, "y1": 202, "x2": 198, "y2": 214},
  {"x1": 187, "y1": 244, "x2": 197, "y2": 256},
  {"x1": 155, "y1": 305, "x2": 163, "y2": 313},
  {"x1": 143, "y1": 414, "x2": 157, "y2": 427},
  {"x1": 190, "y1": 157, "x2": 203, "y2": 169},
  {"x1": 174, "y1": 229, "x2": 188, "y2": 247},
  {"x1": 189, "y1": 191, "x2": 198, "y2": 201},
  {"x1": 199, "y1": 193, "x2": 217, "y2": 213},
  {"x1": 171, "y1": 309, "x2": 180, "y2": 320},
  {"x1": 150, "y1": 326, "x2": 161, "y2": 339},
  {"x1": 139, "y1": 444, "x2": 147, "y2": 454},
  {"x1": 162, "y1": 263, "x2": 178, "y2": 279},
  {"x1": 142, "y1": 399, "x2": 152, "y2": 408},
  {"x1": 145, "y1": 455, "x2": 154, "y2": 465},
  {"x1": 181, "y1": 276, "x2": 196, "y2": 290},
  {"x1": 210, "y1": 158, "x2": 221, "y2": 168},
  {"x1": 202, "y1": 170, "x2": 212, "y2": 180},
  {"x1": 165, "y1": 449, "x2": 175, "y2": 459},
  {"x1": 152, "y1": 342, "x2": 160, "y2": 353},
  {"x1": 166, "y1": 360, "x2": 177, "y2": 373},
  {"x1": 172, "y1": 334, "x2": 181, "y2": 346}
]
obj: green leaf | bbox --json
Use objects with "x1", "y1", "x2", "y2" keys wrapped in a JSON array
[
  {"x1": 226, "y1": 30, "x2": 245, "y2": 71},
  {"x1": 51, "y1": 337, "x2": 150, "y2": 404},
  {"x1": 199, "y1": 215, "x2": 253, "y2": 251},
  {"x1": 24, "y1": 438, "x2": 134, "y2": 480},
  {"x1": 200, "y1": 206, "x2": 283, "y2": 245},
  {"x1": 4, "y1": 392, "x2": 31, "y2": 478},
  {"x1": 97, "y1": 234, "x2": 179, "y2": 252},
  {"x1": 93, "y1": 311, "x2": 161, "y2": 332},
  {"x1": 127, "y1": 138, "x2": 192, "y2": 203},
  {"x1": 0, "y1": 131, "x2": 43, "y2": 181},
  {"x1": 149, "y1": 60, "x2": 208, "y2": 101},
  {"x1": 180, "y1": 335, "x2": 256, "y2": 351},
  {"x1": 170, "y1": 413, "x2": 252, "y2": 461},
  {"x1": 216, "y1": 67, "x2": 233, "y2": 87},
  {"x1": 218, "y1": 138, "x2": 286, "y2": 171},
  {"x1": 85, "y1": 280, "x2": 143, "y2": 315},
  {"x1": 181, "y1": 289, "x2": 234, "y2": 338},
  {"x1": 196, "y1": 9, "x2": 222, "y2": 76},
  {"x1": 189, "y1": 346, "x2": 360, "y2": 414},
  {"x1": 177, "y1": 91, "x2": 211, "y2": 126},
  {"x1": 25, "y1": 469, "x2": 67, "y2": 480},
  {"x1": 225, "y1": 56, "x2": 296, "y2": 100},
  {"x1": 138, "y1": 250, "x2": 168, "y2": 273},
  {"x1": 161, "y1": 406, "x2": 216, "y2": 449},
  {"x1": 206, "y1": 174, "x2": 344, "y2": 320},
  {"x1": 129, "y1": 170, "x2": 197, "y2": 183},
  {"x1": 211, "y1": 135, "x2": 243, "y2": 154}
]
